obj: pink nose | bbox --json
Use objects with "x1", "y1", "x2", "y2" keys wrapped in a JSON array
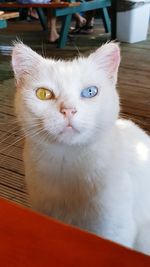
[{"x1": 60, "y1": 107, "x2": 77, "y2": 117}]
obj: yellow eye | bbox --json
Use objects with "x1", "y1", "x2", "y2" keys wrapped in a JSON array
[{"x1": 36, "y1": 88, "x2": 54, "y2": 100}]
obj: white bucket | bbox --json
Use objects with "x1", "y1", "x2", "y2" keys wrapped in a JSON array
[{"x1": 117, "y1": 3, "x2": 150, "y2": 43}]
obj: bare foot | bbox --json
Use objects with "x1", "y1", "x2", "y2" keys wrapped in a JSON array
[
  {"x1": 75, "y1": 14, "x2": 87, "y2": 28},
  {"x1": 70, "y1": 15, "x2": 87, "y2": 33},
  {"x1": 48, "y1": 31, "x2": 60, "y2": 43},
  {"x1": 78, "y1": 17, "x2": 86, "y2": 27}
]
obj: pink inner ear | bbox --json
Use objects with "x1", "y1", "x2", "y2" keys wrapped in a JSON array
[
  {"x1": 12, "y1": 52, "x2": 17, "y2": 75},
  {"x1": 12, "y1": 43, "x2": 35, "y2": 78},
  {"x1": 12, "y1": 50, "x2": 22, "y2": 77},
  {"x1": 110, "y1": 47, "x2": 120, "y2": 73},
  {"x1": 100, "y1": 45, "x2": 121, "y2": 77}
]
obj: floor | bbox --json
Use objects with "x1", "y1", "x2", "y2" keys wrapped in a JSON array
[{"x1": 0, "y1": 18, "x2": 150, "y2": 207}]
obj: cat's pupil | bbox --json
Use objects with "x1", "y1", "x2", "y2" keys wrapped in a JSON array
[{"x1": 41, "y1": 91, "x2": 45, "y2": 98}]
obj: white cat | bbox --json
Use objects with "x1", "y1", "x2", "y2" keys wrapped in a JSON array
[{"x1": 12, "y1": 42, "x2": 150, "y2": 255}]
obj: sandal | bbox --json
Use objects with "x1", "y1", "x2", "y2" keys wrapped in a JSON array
[
  {"x1": 70, "y1": 27, "x2": 82, "y2": 34},
  {"x1": 70, "y1": 25, "x2": 94, "y2": 35},
  {"x1": 80, "y1": 25, "x2": 94, "y2": 34}
]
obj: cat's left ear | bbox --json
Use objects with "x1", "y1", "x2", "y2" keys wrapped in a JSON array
[
  {"x1": 89, "y1": 42, "x2": 120, "y2": 83},
  {"x1": 12, "y1": 42, "x2": 44, "y2": 85}
]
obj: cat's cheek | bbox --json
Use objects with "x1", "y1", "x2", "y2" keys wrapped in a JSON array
[
  {"x1": 25, "y1": 97, "x2": 52, "y2": 118},
  {"x1": 43, "y1": 116, "x2": 66, "y2": 135}
]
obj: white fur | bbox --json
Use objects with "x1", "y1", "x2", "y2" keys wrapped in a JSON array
[{"x1": 12, "y1": 43, "x2": 150, "y2": 255}]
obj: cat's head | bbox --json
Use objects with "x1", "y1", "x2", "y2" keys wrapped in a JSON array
[{"x1": 12, "y1": 42, "x2": 120, "y2": 146}]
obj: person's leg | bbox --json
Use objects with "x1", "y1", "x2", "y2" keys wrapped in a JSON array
[
  {"x1": 28, "y1": 8, "x2": 39, "y2": 20},
  {"x1": 48, "y1": 15, "x2": 59, "y2": 42},
  {"x1": 48, "y1": 0, "x2": 60, "y2": 43},
  {"x1": 47, "y1": 7, "x2": 59, "y2": 43}
]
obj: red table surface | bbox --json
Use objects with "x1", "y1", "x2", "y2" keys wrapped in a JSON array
[{"x1": 0, "y1": 198, "x2": 150, "y2": 267}]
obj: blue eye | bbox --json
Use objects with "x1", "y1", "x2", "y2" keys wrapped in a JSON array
[{"x1": 81, "y1": 86, "x2": 98, "y2": 98}]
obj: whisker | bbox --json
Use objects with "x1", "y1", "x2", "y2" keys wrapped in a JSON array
[
  {"x1": 0, "y1": 126, "x2": 22, "y2": 145},
  {"x1": 0, "y1": 127, "x2": 46, "y2": 157},
  {"x1": 0, "y1": 134, "x2": 25, "y2": 155},
  {"x1": 0, "y1": 119, "x2": 18, "y2": 125}
]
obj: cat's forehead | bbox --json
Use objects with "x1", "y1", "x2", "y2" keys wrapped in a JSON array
[
  {"x1": 48, "y1": 57, "x2": 90, "y2": 74},
  {"x1": 50, "y1": 61, "x2": 85, "y2": 95},
  {"x1": 43, "y1": 57, "x2": 100, "y2": 86}
]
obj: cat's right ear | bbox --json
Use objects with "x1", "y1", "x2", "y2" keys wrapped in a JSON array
[
  {"x1": 12, "y1": 42, "x2": 43, "y2": 85},
  {"x1": 89, "y1": 42, "x2": 121, "y2": 84}
]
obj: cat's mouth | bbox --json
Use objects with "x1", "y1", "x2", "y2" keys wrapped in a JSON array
[{"x1": 59, "y1": 123, "x2": 80, "y2": 135}]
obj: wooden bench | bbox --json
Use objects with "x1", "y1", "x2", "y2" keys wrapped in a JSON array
[
  {"x1": 0, "y1": 1, "x2": 80, "y2": 31},
  {"x1": 0, "y1": 0, "x2": 111, "y2": 48},
  {"x1": 0, "y1": 11, "x2": 19, "y2": 28}
]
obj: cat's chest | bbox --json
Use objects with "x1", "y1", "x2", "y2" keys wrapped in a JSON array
[
  {"x1": 25, "y1": 141, "x2": 106, "y2": 196},
  {"x1": 27, "y1": 146, "x2": 101, "y2": 216},
  {"x1": 37, "y1": 150, "x2": 94, "y2": 181}
]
